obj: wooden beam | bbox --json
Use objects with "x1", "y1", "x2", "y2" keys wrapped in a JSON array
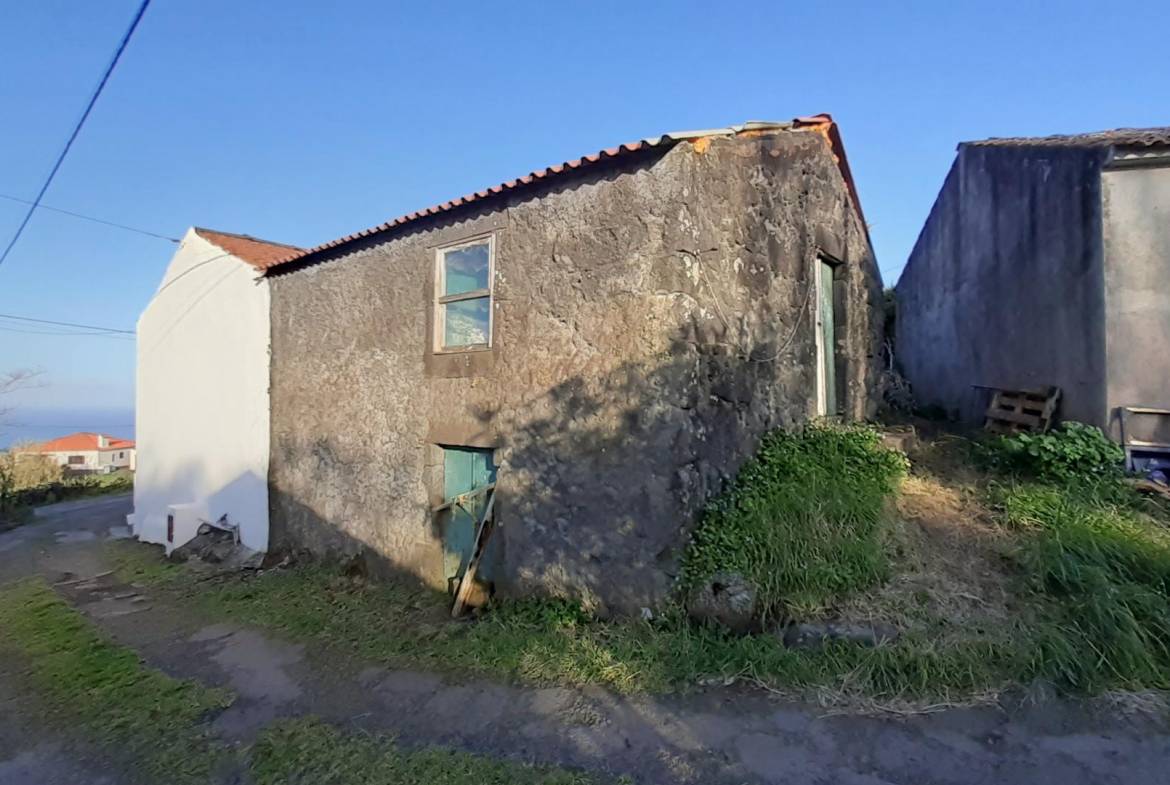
[{"x1": 451, "y1": 488, "x2": 496, "y2": 618}]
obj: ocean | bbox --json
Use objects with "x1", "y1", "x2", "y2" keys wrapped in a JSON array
[{"x1": 0, "y1": 407, "x2": 136, "y2": 450}]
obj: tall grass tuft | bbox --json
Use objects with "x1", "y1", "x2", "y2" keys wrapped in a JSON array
[
  {"x1": 679, "y1": 423, "x2": 908, "y2": 622},
  {"x1": 997, "y1": 482, "x2": 1170, "y2": 691}
]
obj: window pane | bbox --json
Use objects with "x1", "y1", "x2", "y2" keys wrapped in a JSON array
[
  {"x1": 443, "y1": 297, "x2": 490, "y2": 347},
  {"x1": 443, "y1": 242, "x2": 490, "y2": 296}
]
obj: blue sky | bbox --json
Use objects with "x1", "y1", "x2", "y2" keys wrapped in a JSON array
[{"x1": 0, "y1": 0, "x2": 1166, "y2": 442}]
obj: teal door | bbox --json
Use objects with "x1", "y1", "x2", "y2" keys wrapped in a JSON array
[
  {"x1": 442, "y1": 447, "x2": 497, "y2": 587},
  {"x1": 818, "y1": 260, "x2": 837, "y2": 416}
]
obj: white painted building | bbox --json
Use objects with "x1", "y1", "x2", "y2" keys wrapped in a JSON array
[
  {"x1": 130, "y1": 227, "x2": 300, "y2": 554},
  {"x1": 26, "y1": 432, "x2": 136, "y2": 473}
]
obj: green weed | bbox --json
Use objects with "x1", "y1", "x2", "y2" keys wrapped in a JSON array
[
  {"x1": 679, "y1": 422, "x2": 907, "y2": 620},
  {"x1": 979, "y1": 422, "x2": 1124, "y2": 484}
]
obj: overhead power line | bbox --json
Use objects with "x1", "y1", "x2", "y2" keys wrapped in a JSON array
[
  {"x1": 0, "y1": 312, "x2": 134, "y2": 335},
  {"x1": 0, "y1": 0, "x2": 153, "y2": 269},
  {"x1": 0, "y1": 193, "x2": 178, "y2": 243}
]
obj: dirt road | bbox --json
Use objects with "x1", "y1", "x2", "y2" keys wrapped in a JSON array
[{"x1": 2, "y1": 495, "x2": 1168, "y2": 784}]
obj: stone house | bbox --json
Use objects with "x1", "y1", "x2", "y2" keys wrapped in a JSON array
[
  {"x1": 255, "y1": 115, "x2": 883, "y2": 612},
  {"x1": 897, "y1": 127, "x2": 1170, "y2": 439}
]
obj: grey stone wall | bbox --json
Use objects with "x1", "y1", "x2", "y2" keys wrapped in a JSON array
[
  {"x1": 896, "y1": 146, "x2": 1108, "y2": 426},
  {"x1": 268, "y1": 130, "x2": 881, "y2": 613}
]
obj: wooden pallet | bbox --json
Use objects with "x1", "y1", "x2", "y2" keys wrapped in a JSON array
[{"x1": 984, "y1": 386, "x2": 1061, "y2": 435}]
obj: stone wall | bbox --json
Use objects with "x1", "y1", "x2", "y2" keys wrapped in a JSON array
[
  {"x1": 268, "y1": 130, "x2": 881, "y2": 613},
  {"x1": 897, "y1": 146, "x2": 1108, "y2": 426}
]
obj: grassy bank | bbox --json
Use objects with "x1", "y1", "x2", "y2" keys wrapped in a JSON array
[
  {"x1": 997, "y1": 481, "x2": 1170, "y2": 692},
  {"x1": 112, "y1": 543, "x2": 1008, "y2": 699},
  {"x1": 111, "y1": 422, "x2": 1170, "y2": 703},
  {"x1": 0, "y1": 578, "x2": 232, "y2": 782}
]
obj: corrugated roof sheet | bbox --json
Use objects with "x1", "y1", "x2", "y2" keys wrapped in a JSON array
[
  {"x1": 260, "y1": 115, "x2": 862, "y2": 274},
  {"x1": 965, "y1": 127, "x2": 1170, "y2": 149},
  {"x1": 194, "y1": 228, "x2": 303, "y2": 270}
]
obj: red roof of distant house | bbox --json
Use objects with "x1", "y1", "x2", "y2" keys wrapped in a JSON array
[
  {"x1": 31, "y1": 433, "x2": 135, "y2": 453},
  {"x1": 193, "y1": 228, "x2": 303, "y2": 270},
  {"x1": 258, "y1": 114, "x2": 867, "y2": 274}
]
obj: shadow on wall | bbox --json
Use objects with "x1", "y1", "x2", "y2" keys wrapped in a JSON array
[
  {"x1": 271, "y1": 282, "x2": 847, "y2": 613},
  {"x1": 482, "y1": 316, "x2": 820, "y2": 612},
  {"x1": 135, "y1": 461, "x2": 268, "y2": 552}
]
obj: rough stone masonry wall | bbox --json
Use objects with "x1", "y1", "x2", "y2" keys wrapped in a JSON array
[{"x1": 268, "y1": 130, "x2": 881, "y2": 613}]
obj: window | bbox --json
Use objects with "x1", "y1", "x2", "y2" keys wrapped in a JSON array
[
  {"x1": 435, "y1": 236, "x2": 493, "y2": 351},
  {"x1": 68, "y1": 455, "x2": 84, "y2": 465},
  {"x1": 118, "y1": 451, "x2": 125, "y2": 459}
]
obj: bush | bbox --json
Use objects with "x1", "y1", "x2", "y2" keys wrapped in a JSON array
[
  {"x1": 980, "y1": 422, "x2": 1124, "y2": 484},
  {"x1": 679, "y1": 423, "x2": 908, "y2": 623},
  {"x1": 1, "y1": 470, "x2": 132, "y2": 524}
]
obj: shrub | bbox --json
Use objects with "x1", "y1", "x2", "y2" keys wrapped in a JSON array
[
  {"x1": 980, "y1": 422, "x2": 1124, "y2": 484},
  {"x1": 679, "y1": 422, "x2": 908, "y2": 623},
  {"x1": 0, "y1": 445, "x2": 64, "y2": 488}
]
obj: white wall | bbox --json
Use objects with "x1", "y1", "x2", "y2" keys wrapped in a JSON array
[
  {"x1": 131, "y1": 229, "x2": 270, "y2": 552},
  {"x1": 44, "y1": 450, "x2": 99, "y2": 470}
]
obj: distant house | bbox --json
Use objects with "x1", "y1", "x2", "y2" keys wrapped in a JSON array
[
  {"x1": 27, "y1": 432, "x2": 135, "y2": 473},
  {"x1": 130, "y1": 227, "x2": 300, "y2": 554},
  {"x1": 255, "y1": 115, "x2": 884, "y2": 612},
  {"x1": 897, "y1": 127, "x2": 1170, "y2": 439}
]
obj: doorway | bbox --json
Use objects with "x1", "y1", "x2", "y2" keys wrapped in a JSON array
[
  {"x1": 816, "y1": 259, "x2": 838, "y2": 416},
  {"x1": 441, "y1": 446, "x2": 497, "y2": 588}
]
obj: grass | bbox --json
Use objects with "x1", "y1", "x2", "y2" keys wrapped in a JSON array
[
  {"x1": 108, "y1": 422, "x2": 1170, "y2": 704},
  {"x1": 679, "y1": 423, "x2": 908, "y2": 620},
  {"x1": 110, "y1": 540, "x2": 1011, "y2": 701},
  {"x1": 0, "y1": 577, "x2": 621, "y2": 784},
  {"x1": 0, "y1": 578, "x2": 233, "y2": 782},
  {"x1": 995, "y1": 481, "x2": 1170, "y2": 692},
  {"x1": 251, "y1": 717, "x2": 610, "y2": 785}
]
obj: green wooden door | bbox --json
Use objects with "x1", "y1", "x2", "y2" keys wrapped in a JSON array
[
  {"x1": 442, "y1": 447, "x2": 496, "y2": 587},
  {"x1": 818, "y1": 260, "x2": 837, "y2": 416}
]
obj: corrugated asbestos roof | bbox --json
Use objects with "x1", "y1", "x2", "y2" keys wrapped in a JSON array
[
  {"x1": 964, "y1": 127, "x2": 1170, "y2": 149},
  {"x1": 193, "y1": 227, "x2": 303, "y2": 270},
  {"x1": 260, "y1": 115, "x2": 863, "y2": 274}
]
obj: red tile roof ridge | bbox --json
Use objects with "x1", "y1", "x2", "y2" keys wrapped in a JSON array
[
  {"x1": 27, "y1": 432, "x2": 136, "y2": 452},
  {"x1": 260, "y1": 114, "x2": 860, "y2": 274},
  {"x1": 193, "y1": 227, "x2": 303, "y2": 269}
]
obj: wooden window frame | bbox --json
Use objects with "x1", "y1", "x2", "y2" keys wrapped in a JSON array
[{"x1": 433, "y1": 234, "x2": 495, "y2": 354}]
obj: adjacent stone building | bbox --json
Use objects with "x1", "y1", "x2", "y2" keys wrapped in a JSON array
[
  {"x1": 897, "y1": 128, "x2": 1170, "y2": 436},
  {"x1": 256, "y1": 116, "x2": 883, "y2": 612}
]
